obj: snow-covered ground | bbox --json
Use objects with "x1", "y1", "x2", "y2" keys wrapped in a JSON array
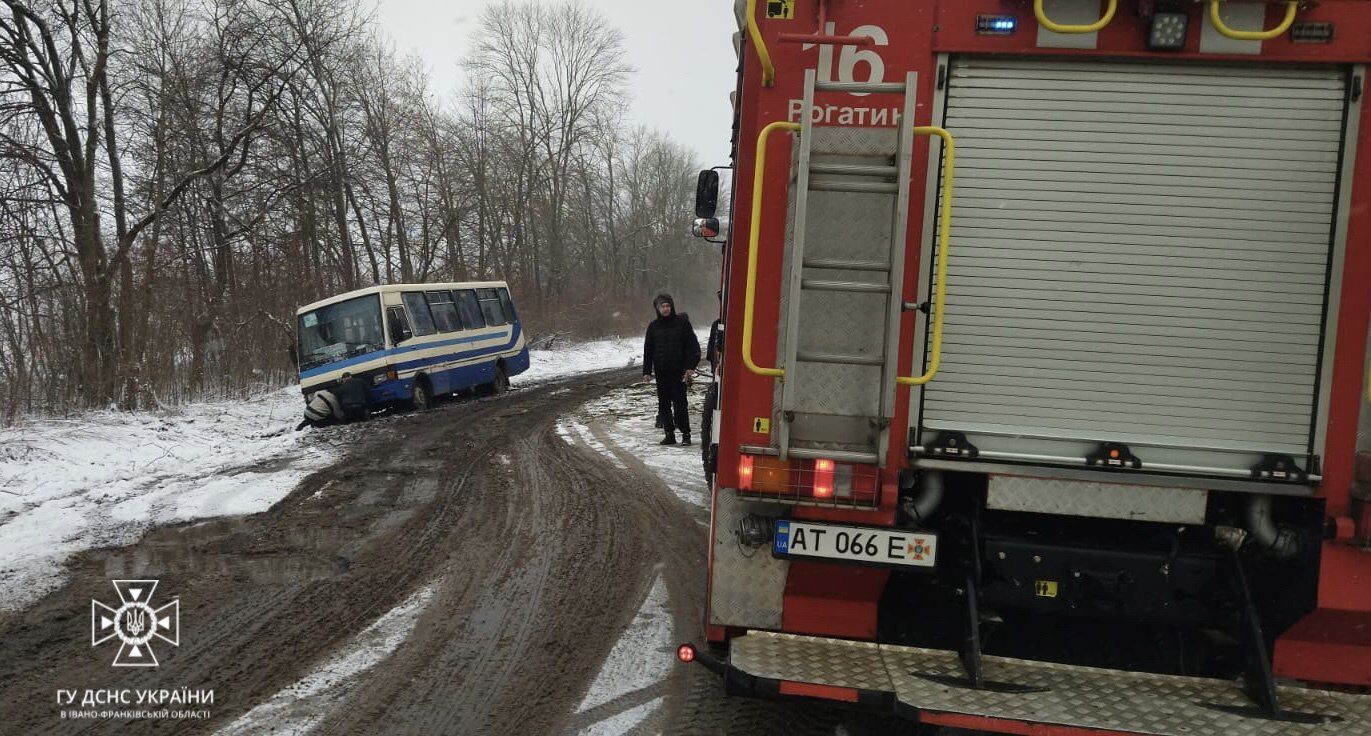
[
  {"x1": 0, "y1": 389, "x2": 342, "y2": 611},
  {"x1": 0, "y1": 331, "x2": 691, "y2": 613},
  {"x1": 557, "y1": 380, "x2": 713, "y2": 735},
  {"x1": 572, "y1": 568, "x2": 674, "y2": 736},
  {"x1": 515, "y1": 334, "x2": 646, "y2": 384},
  {"x1": 215, "y1": 584, "x2": 437, "y2": 736},
  {"x1": 558, "y1": 382, "x2": 710, "y2": 510}
]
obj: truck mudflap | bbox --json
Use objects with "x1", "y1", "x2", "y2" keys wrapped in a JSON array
[{"x1": 724, "y1": 632, "x2": 1371, "y2": 736}]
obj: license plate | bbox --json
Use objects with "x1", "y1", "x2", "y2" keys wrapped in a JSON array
[{"x1": 772, "y1": 520, "x2": 937, "y2": 568}]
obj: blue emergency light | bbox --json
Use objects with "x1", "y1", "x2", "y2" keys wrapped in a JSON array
[{"x1": 976, "y1": 15, "x2": 1018, "y2": 35}]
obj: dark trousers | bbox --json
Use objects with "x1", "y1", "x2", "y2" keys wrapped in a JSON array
[{"x1": 655, "y1": 370, "x2": 690, "y2": 435}]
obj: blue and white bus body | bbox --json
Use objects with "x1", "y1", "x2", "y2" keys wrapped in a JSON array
[{"x1": 295, "y1": 281, "x2": 530, "y2": 410}]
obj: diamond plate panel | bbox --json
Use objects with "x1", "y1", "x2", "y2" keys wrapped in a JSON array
[
  {"x1": 731, "y1": 632, "x2": 891, "y2": 692},
  {"x1": 987, "y1": 475, "x2": 1208, "y2": 525},
  {"x1": 805, "y1": 188, "x2": 895, "y2": 265},
  {"x1": 709, "y1": 488, "x2": 788, "y2": 629},
  {"x1": 797, "y1": 290, "x2": 887, "y2": 358},
  {"x1": 792, "y1": 364, "x2": 882, "y2": 417},
  {"x1": 728, "y1": 632, "x2": 1371, "y2": 735},
  {"x1": 885, "y1": 646, "x2": 1371, "y2": 736},
  {"x1": 810, "y1": 125, "x2": 898, "y2": 158}
]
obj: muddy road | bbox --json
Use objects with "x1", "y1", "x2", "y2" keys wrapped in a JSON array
[{"x1": 0, "y1": 371, "x2": 924, "y2": 735}]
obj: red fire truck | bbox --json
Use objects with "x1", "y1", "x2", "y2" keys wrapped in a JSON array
[{"x1": 682, "y1": 1, "x2": 1371, "y2": 733}]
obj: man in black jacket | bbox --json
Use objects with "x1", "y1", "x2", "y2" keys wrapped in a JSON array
[
  {"x1": 337, "y1": 372, "x2": 370, "y2": 423},
  {"x1": 643, "y1": 293, "x2": 701, "y2": 445}
]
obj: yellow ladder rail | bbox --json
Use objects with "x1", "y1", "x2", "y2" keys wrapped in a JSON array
[
  {"x1": 1208, "y1": 0, "x2": 1298, "y2": 41},
  {"x1": 742, "y1": 120, "x2": 800, "y2": 377},
  {"x1": 745, "y1": 0, "x2": 776, "y2": 87},
  {"x1": 743, "y1": 122, "x2": 958, "y2": 387},
  {"x1": 1034, "y1": 0, "x2": 1118, "y2": 34},
  {"x1": 898, "y1": 127, "x2": 956, "y2": 387}
]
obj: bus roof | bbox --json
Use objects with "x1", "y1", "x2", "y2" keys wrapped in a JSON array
[{"x1": 295, "y1": 281, "x2": 511, "y2": 315}]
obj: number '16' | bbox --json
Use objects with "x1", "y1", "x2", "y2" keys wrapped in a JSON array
[{"x1": 803, "y1": 23, "x2": 889, "y2": 97}]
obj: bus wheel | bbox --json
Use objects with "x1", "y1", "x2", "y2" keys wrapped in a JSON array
[
  {"x1": 491, "y1": 364, "x2": 509, "y2": 395},
  {"x1": 410, "y1": 377, "x2": 432, "y2": 411}
]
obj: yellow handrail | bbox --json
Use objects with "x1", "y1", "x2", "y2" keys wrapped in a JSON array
[
  {"x1": 1034, "y1": 0, "x2": 1118, "y2": 34},
  {"x1": 745, "y1": 0, "x2": 776, "y2": 87},
  {"x1": 898, "y1": 127, "x2": 956, "y2": 387},
  {"x1": 742, "y1": 120, "x2": 800, "y2": 378},
  {"x1": 1208, "y1": 0, "x2": 1298, "y2": 41}
]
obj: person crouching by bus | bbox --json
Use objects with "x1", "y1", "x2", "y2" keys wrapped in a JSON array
[
  {"x1": 297, "y1": 389, "x2": 343, "y2": 430},
  {"x1": 643, "y1": 293, "x2": 701, "y2": 446},
  {"x1": 338, "y1": 372, "x2": 370, "y2": 423}
]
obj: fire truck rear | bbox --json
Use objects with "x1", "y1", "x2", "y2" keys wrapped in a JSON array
[{"x1": 681, "y1": 1, "x2": 1371, "y2": 733}]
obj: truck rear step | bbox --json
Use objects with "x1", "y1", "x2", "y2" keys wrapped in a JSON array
[{"x1": 728, "y1": 631, "x2": 1371, "y2": 735}]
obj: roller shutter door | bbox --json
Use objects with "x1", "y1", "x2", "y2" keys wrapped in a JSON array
[{"x1": 919, "y1": 58, "x2": 1346, "y2": 474}]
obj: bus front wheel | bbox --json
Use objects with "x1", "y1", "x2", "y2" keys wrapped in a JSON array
[{"x1": 410, "y1": 377, "x2": 433, "y2": 411}]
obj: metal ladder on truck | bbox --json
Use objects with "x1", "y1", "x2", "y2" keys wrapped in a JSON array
[{"x1": 742, "y1": 69, "x2": 956, "y2": 468}]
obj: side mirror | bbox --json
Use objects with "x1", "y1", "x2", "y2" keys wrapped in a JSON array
[
  {"x1": 693, "y1": 218, "x2": 721, "y2": 238},
  {"x1": 695, "y1": 170, "x2": 720, "y2": 219}
]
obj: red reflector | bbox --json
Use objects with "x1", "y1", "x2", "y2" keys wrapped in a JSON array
[
  {"x1": 777, "y1": 680, "x2": 859, "y2": 702},
  {"x1": 738, "y1": 455, "x2": 755, "y2": 491},
  {"x1": 676, "y1": 644, "x2": 696, "y2": 663},
  {"x1": 813, "y1": 458, "x2": 835, "y2": 499}
]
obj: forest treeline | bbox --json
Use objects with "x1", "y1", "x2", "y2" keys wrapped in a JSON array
[{"x1": 0, "y1": 0, "x2": 718, "y2": 420}]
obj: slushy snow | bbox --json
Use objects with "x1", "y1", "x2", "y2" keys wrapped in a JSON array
[
  {"x1": 0, "y1": 332, "x2": 663, "y2": 612},
  {"x1": 0, "y1": 389, "x2": 340, "y2": 611}
]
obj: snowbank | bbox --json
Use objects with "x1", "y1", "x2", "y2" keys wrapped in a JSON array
[
  {"x1": 0, "y1": 388, "x2": 343, "y2": 611},
  {"x1": 515, "y1": 335, "x2": 643, "y2": 384},
  {"x1": 515, "y1": 328, "x2": 709, "y2": 386}
]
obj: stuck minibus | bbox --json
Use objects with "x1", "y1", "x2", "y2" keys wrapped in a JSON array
[{"x1": 295, "y1": 281, "x2": 530, "y2": 412}]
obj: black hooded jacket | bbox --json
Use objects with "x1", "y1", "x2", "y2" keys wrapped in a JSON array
[{"x1": 644, "y1": 294, "x2": 701, "y2": 374}]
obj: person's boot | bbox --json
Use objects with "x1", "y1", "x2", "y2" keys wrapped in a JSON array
[
  {"x1": 660, "y1": 430, "x2": 677, "y2": 445},
  {"x1": 681, "y1": 432, "x2": 693, "y2": 446}
]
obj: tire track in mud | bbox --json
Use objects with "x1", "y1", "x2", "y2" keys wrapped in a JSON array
[
  {"x1": 0, "y1": 370, "x2": 938, "y2": 736},
  {"x1": 0, "y1": 373, "x2": 639, "y2": 735}
]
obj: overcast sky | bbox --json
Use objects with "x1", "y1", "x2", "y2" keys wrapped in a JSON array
[{"x1": 371, "y1": 0, "x2": 738, "y2": 164}]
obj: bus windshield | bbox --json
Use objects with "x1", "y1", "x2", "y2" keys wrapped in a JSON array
[{"x1": 297, "y1": 294, "x2": 384, "y2": 372}]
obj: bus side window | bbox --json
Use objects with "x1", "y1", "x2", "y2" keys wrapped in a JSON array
[
  {"x1": 402, "y1": 292, "x2": 437, "y2": 336},
  {"x1": 387, "y1": 306, "x2": 413, "y2": 345},
  {"x1": 498, "y1": 288, "x2": 517, "y2": 323},
  {"x1": 477, "y1": 288, "x2": 507, "y2": 326},
  {"x1": 456, "y1": 290, "x2": 486, "y2": 330},
  {"x1": 426, "y1": 290, "x2": 462, "y2": 333}
]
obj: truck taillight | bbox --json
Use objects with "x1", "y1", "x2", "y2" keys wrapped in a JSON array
[
  {"x1": 736, "y1": 455, "x2": 879, "y2": 504},
  {"x1": 740, "y1": 455, "x2": 790, "y2": 493},
  {"x1": 738, "y1": 455, "x2": 755, "y2": 490},
  {"x1": 813, "y1": 459, "x2": 835, "y2": 499}
]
